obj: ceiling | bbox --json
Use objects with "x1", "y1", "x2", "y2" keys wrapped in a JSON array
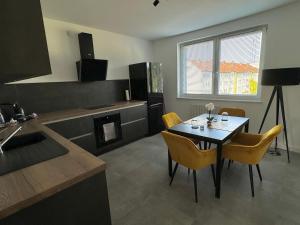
[{"x1": 41, "y1": 0, "x2": 295, "y2": 40}]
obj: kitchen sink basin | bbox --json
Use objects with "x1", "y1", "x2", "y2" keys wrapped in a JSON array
[
  {"x1": 2, "y1": 132, "x2": 46, "y2": 151},
  {"x1": 0, "y1": 132, "x2": 68, "y2": 176}
]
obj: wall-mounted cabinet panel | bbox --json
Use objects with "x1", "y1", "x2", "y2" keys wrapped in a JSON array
[{"x1": 0, "y1": 0, "x2": 51, "y2": 83}]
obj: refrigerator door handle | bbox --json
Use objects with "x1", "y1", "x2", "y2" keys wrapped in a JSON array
[
  {"x1": 149, "y1": 103, "x2": 163, "y2": 108},
  {"x1": 146, "y1": 62, "x2": 152, "y2": 93}
]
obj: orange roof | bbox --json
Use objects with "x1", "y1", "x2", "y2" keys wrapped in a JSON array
[{"x1": 190, "y1": 60, "x2": 258, "y2": 73}]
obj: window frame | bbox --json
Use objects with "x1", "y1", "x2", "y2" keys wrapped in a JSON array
[{"x1": 177, "y1": 25, "x2": 267, "y2": 102}]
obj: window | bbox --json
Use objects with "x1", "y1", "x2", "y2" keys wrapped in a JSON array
[{"x1": 178, "y1": 27, "x2": 265, "y2": 101}]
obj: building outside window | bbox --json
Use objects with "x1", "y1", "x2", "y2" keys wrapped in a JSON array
[{"x1": 178, "y1": 26, "x2": 265, "y2": 101}]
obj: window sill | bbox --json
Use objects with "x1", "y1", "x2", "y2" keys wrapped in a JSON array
[{"x1": 176, "y1": 96, "x2": 263, "y2": 103}]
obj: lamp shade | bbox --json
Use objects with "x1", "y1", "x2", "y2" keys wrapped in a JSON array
[{"x1": 261, "y1": 68, "x2": 300, "y2": 86}]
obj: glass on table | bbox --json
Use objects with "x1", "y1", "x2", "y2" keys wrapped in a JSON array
[
  {"x1": 221, "y1": 112, "x2": 229, "y2": 121},
  {"x1": 191, "y1": 119, "x2": 199, "y2": 129}
]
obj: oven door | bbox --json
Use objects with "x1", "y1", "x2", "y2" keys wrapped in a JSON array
[{"x1": 94, "y1": 113, "x2": 122, "y2": 148}]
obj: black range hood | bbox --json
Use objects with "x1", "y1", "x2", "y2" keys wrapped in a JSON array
[{"x1": 76, "y1": 33, "x2": 108, "y2": 82}]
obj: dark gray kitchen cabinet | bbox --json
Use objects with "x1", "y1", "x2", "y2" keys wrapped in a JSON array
[
  {"x1": 120, "y1": 104, "x2": 147, "y2": 123},
  {"x1": 0, "y1": 0, "x2": 51, "y2": 83},
  {"x1": 46, "y1": 103, "x2": 148, "y2": 155},
  {"x1": 1, "y1": 172, "x2": 111, "y2": 225},
  {"x1": 71, "y1": 133, "x2": 99, "y2": 155},
  {"x1": 46, "y1": 116, "x2": 93, "y2": 139},
  {"x1": 122, "y1": 118, "x2": 148, "y2": 143}
]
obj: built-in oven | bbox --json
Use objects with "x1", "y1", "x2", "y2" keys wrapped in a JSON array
[{"x1": 94, "y1": 113, "x2": 122, "y2": 148}]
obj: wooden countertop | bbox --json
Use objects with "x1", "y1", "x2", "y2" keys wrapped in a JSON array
[
  {"x1": 0, "y1": 100, "x2": 146, "y2": 219},
  {"x1": 39, "y1": 100, "x2": 147, "y2": 124}
]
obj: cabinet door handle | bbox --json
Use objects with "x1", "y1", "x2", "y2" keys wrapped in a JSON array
[
  {"x1": 69, "y1": 132, "x2": 93, "y2": 141},
  {"x1": 149, "y1": 103, "x2": 163, "y2": 107}
]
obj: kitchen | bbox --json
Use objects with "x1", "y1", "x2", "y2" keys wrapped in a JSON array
[
  {"x1": 2, "y1": 0, "x2": 300, "y2": 225},
  {"x1": 0, "y1": 0, "x2": 163, "y2": 224}
]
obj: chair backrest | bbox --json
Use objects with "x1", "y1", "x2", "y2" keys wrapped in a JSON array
[
  {"x1": 162, "y1": 112, "x2": 183, "y2": 129},
  {"x1": 219, "y1": 108, "x2": 246, "y2": 117},
  {"x1": 260, "y1": 124, "x2": 283, "y2": 148},
  {"x1": 161, "y1": 131, "x2": 214, "y2": 169},
  {"x1": 253, "y1": 124, "x2": 283, "y2": 163}
]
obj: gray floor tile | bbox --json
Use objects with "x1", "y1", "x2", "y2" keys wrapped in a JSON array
[{"x1": 100, "y1": 134, "x2": 300, "y2": 225}]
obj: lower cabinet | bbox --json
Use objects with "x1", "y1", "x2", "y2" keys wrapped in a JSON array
[
  {"x1": 122, "y1": 118, "x2": 148, "y2": 143},
  {"x1": 71, "y1": 133, "x2": 99, "y2": 155},
  {"x1": 2, "y1": 172, "x2": 111, "y2": 225},
  {"x1": 46, "y1": 104, "x2": 148, "y2": 156}
]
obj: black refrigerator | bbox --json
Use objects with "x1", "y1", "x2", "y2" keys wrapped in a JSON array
[{"x1": 129, "y1": 62, "x2": 164, "y2": 135}]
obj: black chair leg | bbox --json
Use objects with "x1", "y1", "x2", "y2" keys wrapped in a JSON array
[
  {"x1": 256, "y1": 164, "x2": 262, "y2": 182},
  {"x1": 199, "y1": 142, "x2": 203, "y2": 150},
  {"x1": 170, "y1": 163, "x2": 179, "y2": 186},
  {"x1": 208, "y1": 142, "x2": 212, "y2": 149},
  {"x1": 210, "y1": 165, "x2": 216, "y2": 187},
  {"x1": 188, "y1": 168, "x2": 190, "y2": 176},
  {"x1": 227, "y1": 160, "x2": 232, "y2": 169},
  {"x1": 221, "y1": 158, "x2": 225, "y2": 171},
  {"x1": 193, "y1": 170, "x2": 198, "y2": 203},
  {"x1": 248, "y1": 165, "x2": 255, "y2": 197}
]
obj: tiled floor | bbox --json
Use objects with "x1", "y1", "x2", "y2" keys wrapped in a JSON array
[{"x1": 100, "y1": 134, "x2": 300, "y2": 225}]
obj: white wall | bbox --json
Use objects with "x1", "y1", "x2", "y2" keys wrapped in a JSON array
[
  {"x1": 153, "y1": 2, "x2": 300, "y2": 153},
  {"x1": 17, "y1": 18, "x2": 153, "y2": 83}
]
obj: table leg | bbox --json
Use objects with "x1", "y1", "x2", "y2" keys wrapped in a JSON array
[
  {"x1": 168, "y1": 150, "x2": 172, "y2": 177},
  {"x1": 215, "y1": 143, "x2": 223, "y2": 198},
  {"x1": 245, "y1": 121, "x2": 249, "y2": 133}
]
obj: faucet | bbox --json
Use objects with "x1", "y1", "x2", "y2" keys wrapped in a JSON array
[{"x1": 0, "y1": 126, "x2": 22, "y2": 154}]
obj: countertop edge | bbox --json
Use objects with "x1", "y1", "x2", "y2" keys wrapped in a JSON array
[{"x1": 40, "y1": 101, "x2": 147, "y2": 125}]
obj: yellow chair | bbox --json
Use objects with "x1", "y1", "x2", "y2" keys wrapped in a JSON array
[
  {"x1": 218, "y1": 107, "x2": 246, "y2": 168},
  {"x1": 162, "y1": 112, "x2": 200, "y2": 146},
  {"x1": 162, "y1": 112, "x2": 202, "y2": 176},
  {"x1": 219, "y1": 107, "x2": 246, "y2": 117},
  {"x1": 222, "y1": 124, "x2": 283, "y2": 197},
  {"x1": 161, "y1": 131, "x2": 216, "y2": 202},
  {"x1": 162, "y1": 112, "x2": 183, "y2": 129}
]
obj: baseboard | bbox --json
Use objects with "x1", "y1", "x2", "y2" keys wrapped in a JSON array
[{"x1": 274, "y1": 142, "x2": 300, "y2": 153}]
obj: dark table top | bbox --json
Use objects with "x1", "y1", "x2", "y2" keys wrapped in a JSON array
[{"x1": 168, "y1": 114, "x2": 249, "y2": 143}]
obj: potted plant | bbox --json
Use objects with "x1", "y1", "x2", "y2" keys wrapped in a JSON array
[{"x1": 205, "y1": 103, "x2": 215, "y2": 127}]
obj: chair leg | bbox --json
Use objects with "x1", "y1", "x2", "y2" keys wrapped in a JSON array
[
  {"x1": 248, "y1": 165, "x2": 255, "y2": 197},
  {"x1": 170, "y1": 163, "x2": 179, "y2": 186},
  {"x1": 199, "y1": 142, "x2": 203, "y2": 150},
  {"x1": 256, "y1": 164, "x2": 262, "y2": 182},
  {"x1": 208, "y1": 142, "x2": 212, "y2": 149},
  {"x1": 227, "y1": 160, "x2": 232, "y2": 169},
  {"x1": 221, "y1": 158, "x2": 225, "y2": 171},
  {"x1": 210, "y1": 165, "x2": 216, "y2": 187},
  {"x1": 193, "y1": 170, "x2": 198, "y2": 203},
  {"x1": 188, "y1": 168, "x2": 190, "y2": 176}
]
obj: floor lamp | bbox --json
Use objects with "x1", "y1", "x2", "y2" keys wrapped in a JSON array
[{"x1": 259, "y1": 68, "x2": 300, "y2": 163}]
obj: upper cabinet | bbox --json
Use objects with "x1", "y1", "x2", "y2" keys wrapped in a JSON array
[{"x1": 0, "y1": 0, "x2": 51, "y2": 83}]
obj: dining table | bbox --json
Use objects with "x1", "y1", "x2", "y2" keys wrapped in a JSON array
[{"x1": 167, "y1": 113, "x2": 249, "y2": 199}]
